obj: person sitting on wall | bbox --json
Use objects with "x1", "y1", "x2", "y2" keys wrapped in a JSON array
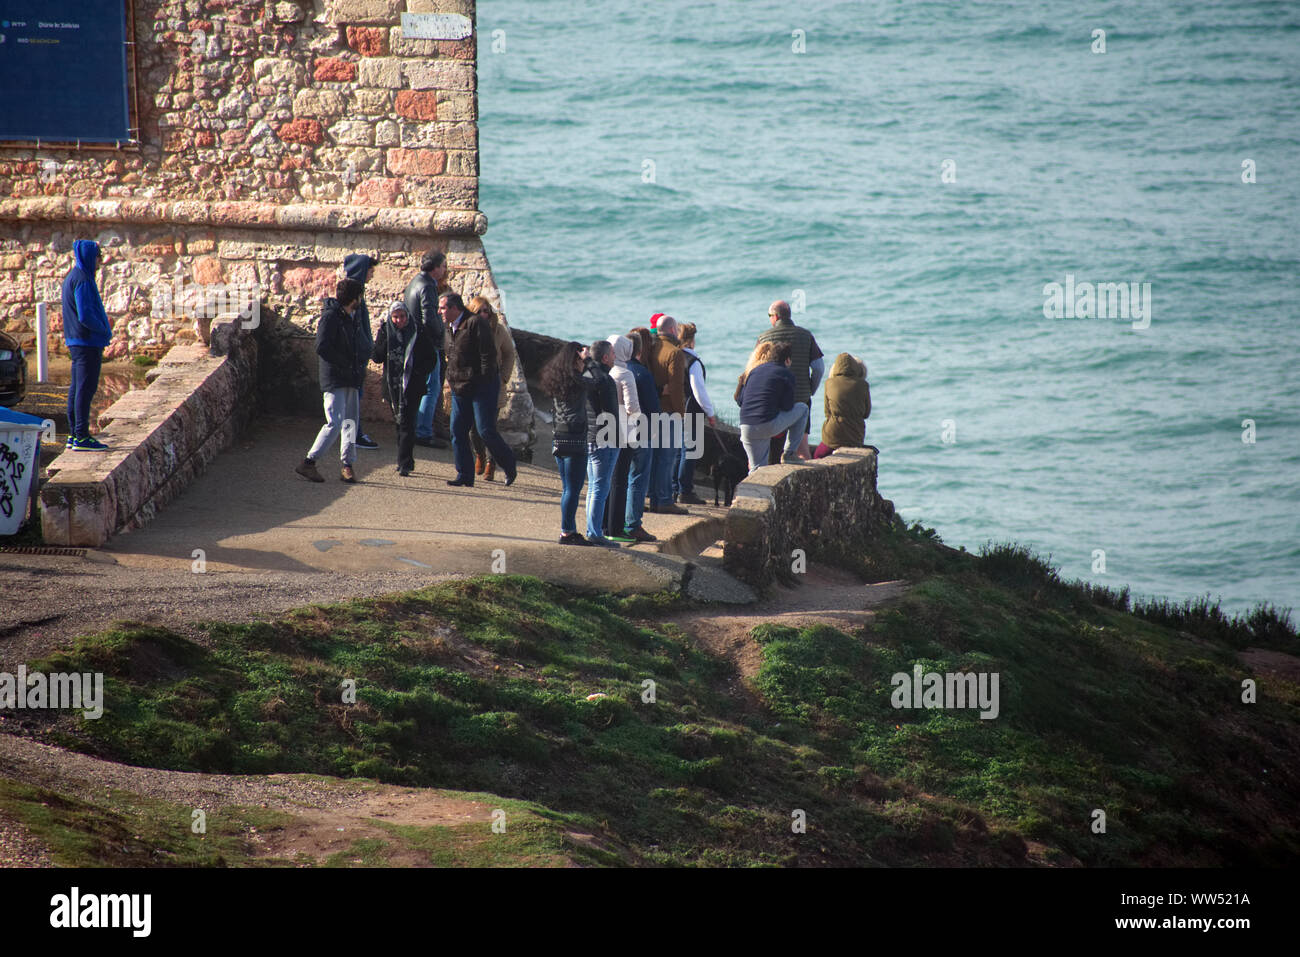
[
  {"x1": 815, "y1": 353, "x2": 871, "y2": 458},
  {"x1": 735, "y1": 341, "x2": 808, "y2": 472},
  {"x1": 443, "y1": 292, "x2": 517, "y2": 488},
  {"x1": 61, "y1": 240, "x2": 113, "y2": 452},
  {"x1": 370, "y1": 301, "x2": 437, "y2": 477},
  {"x1": 756, "y1": 300, "x2": 824, "y2": 462},
  {"x1": 296, "y1": 278, "x2": 365, "y2": 484}
]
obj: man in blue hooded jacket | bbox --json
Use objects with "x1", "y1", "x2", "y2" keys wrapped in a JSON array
[
  {"x1": 60, "y1": 240, "x2": 114, "y2": 451},
  {"x1": 343, "y1": 253, "x2": 381, "y2": 451}
]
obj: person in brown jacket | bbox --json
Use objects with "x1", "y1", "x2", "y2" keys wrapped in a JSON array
[
  {"x1": 464, "y1": 296, "x2": 517, "y2": 481},
  {"x1": 646, "y1": 315, "x2": 688, "y2": 513},
  {"x1": 814, "y1": 353, "x2": 871, "y2": 458},
  {"x1": 443, "y1": 292, "x2": 517, "y2": 487}
]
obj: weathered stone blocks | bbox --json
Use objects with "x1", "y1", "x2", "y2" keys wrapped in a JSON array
[
  {"x1": 723, "y1": 448, "x2": 895, "y2": 590},
  {"x1": 386, "y1": 148, "x2": 447, "y2": 176},
  {"x1": 353, "y1": 177, "x2": 404, "y2": 207},
  {"x1": 277, "y1": 118, "x2": 325, "y2": 145},
  {"x1": 358, "y1": 57, "x2": 403, "y2": 89},
  {"x1": 292, "y1": 89, "x2": 345, "y2": 119},
  {"x1": 326, "y1": 0, "x2": 403, "y2": 25},
  {"x1": 313, "y1": 57, "x2": 358, "y2": 82},
  {"x1": 345, "y1": 25, "x2": 387, "y2": 56},
  {"x1": 395, "y1": 91, "x2": 440, "y2": 121}
]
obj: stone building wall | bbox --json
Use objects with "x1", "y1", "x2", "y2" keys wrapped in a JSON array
[{"x1": 0, "y1": 0, "x2": 531, "y2": 443}]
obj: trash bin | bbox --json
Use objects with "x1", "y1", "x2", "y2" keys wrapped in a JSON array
[{"x1": 0, "y1": 406, "x2": 45, "y2": 536}]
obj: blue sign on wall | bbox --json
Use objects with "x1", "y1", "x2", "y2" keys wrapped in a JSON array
[{"x1": 0, "y1": 1, "x2": 132, "y2": 142}]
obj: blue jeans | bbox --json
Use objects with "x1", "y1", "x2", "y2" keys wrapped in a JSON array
[
  {"x1": 625, "y1": 444, "x2": 653, "y2": 531},
  {"x1": 740, "y1": 402, "x2": 809, "y2": 470},
  {"x1": 648, "y1": 418, "x2": 682, "y2": 507},
  {"x1": 415, "y1": 351, "x2": 443, "y2": 439},
  {"x1": 450, "y1": 377, "x2": 516, "y2": 484},
  {"x1": 555, "y1": 452, "x2": 587, "y2": 535},
  {"x1": 674, "y1": 444, "x2": 696, "y2": 497},
  {"x1": 67, "y1": 345, "x2": 103, "y2": 439},
  {"x1": 585, "y1": 445, "x2": 620, "y2": 539}
]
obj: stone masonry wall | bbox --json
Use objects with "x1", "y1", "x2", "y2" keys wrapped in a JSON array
[
  {"x1": 723, "y1": 448, "x2": 896, "y2": 590},
  {"x1": 0, "y1": 0, "x2": 494, "y2": 354}
]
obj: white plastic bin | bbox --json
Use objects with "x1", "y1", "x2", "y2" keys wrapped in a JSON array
[{"x1": 0, "y1": 407, "x2": 45, "y2": 535}]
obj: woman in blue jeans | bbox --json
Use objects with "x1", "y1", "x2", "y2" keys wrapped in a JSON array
[{"x1": 541, "y1": 341, "x2": 607, "y2": 545}]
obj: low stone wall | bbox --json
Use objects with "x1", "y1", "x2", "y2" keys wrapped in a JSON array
[
  {"x1": 39, "y1": 321, "x2": 258, "y2": 546},
  {"x1": 723, "y1": 447, "x2": 895, "y2": 589}
]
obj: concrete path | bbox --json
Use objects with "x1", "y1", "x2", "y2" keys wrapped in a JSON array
[
  {"x1": 102, "y1": 415, "x2": 734, "y2": 580},
  {"x1": 1, "y1": 416, "x2": 754, "y2": 670}
]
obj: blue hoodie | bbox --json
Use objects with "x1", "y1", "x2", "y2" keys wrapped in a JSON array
[{"x1": 61, "y1": 240, "x2": 113, "y2": 349}]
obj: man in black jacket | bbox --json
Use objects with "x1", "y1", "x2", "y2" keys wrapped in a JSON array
[
  {"x1": 407, "y1": 250, "x2": 449, "y2": 449},
  {"x1": 370, "y1": 300, "x2": 437, "y2": 476},
  {"x1": 443, "y1": 292, "x2": 517, "y2": 488},
  {"x1": 296, "y1": 279, "x2": 365, "y2": 484},
  {"x1": 343, "y1": 253, "x2": 380, "y2": 450}
]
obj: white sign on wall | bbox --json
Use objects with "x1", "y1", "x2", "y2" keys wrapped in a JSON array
[{"x1": 400, "y1": 12, "x2": 472, "y2": 40}]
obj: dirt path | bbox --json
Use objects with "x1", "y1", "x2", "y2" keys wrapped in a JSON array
[
  {"x1": 0, "y1": 733, "x2": 496, "y2": 867},
  {"x1": 0, "y1": 554, "x2": 468, "y2": 673},
  {"x1": 1, "y1": 559, "x2": 906, "y2": 867},
  {"x1": 663, "y1": 562, "x2": 907, "y2": 703}
]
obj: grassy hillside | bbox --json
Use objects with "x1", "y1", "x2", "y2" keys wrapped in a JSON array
[{"x1": 7, "y1": 523, "x2": 1298, "y2": 866}]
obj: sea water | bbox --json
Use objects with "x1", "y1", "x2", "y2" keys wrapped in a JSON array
[{"x1": 477, "y1": 0, "x2": 1300, "y2": 614}]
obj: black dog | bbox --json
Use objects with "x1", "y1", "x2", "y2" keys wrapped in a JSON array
[{"x1": 710, "y1": 447, "x2": 748, "y2": 507}]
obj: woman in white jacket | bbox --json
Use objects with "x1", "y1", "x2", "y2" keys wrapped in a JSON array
[{"x1": 603, "y1": 334, "x2": 641, "y2": 540}]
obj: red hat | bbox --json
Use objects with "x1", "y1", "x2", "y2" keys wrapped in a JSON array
[{"x1": 649, "y1": 313, "x2": 665, "y2": 334}]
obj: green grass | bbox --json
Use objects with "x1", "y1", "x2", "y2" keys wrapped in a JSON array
[
  {"x1": 0, "y1": 778, "x2": 294, "y2": 867},
  {"x1": 10, "y1": 536, "x2": 1300, "y2": 867}
]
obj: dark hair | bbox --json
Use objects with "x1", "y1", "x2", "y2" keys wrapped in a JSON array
[
  {"x1": 336, "y1": 278, "x2": 364, "y2": 306},
  {"x1": 540, "y1": 341, "x2": 585, "y2": 398},
  {"x1": 770, "y1": 342, "x2": 793, "y2": 364},
  {"x1": 627, "y1": 327, "x2": 651, "y2": 362},
  {"x1": 439, "y1": 291, "x2": 465, "y2": 313},
  {"x1": 590, "y1": 340, "x2": 613, "y2": 365},
  {"x1": 421, "y1": 250, "x2": 446, "y2": 273}
]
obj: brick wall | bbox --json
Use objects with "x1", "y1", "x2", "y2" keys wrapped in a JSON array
[{"x1": 0, "y1": 0, "x2": 500, "y2": 367}]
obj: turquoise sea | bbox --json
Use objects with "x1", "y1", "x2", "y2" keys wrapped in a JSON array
[{"x1": 476, "y1": 0, "x2": 1300, "y2": 614}]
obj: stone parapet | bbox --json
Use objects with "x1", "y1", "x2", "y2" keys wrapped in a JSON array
[
  {"x1": 3, "y1": 197, "x2": 488, "y2": 238},
  {"x1": 39, "y1": 323, "x2": 258, "y2": 546},
  {"x1": 723, "y1": 448, "x2": 895, "y2": 589}
]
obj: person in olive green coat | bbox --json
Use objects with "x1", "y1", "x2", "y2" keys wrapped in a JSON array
[{"x1": 814, "y1": 353, "x2": 870, "y2": 458}]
